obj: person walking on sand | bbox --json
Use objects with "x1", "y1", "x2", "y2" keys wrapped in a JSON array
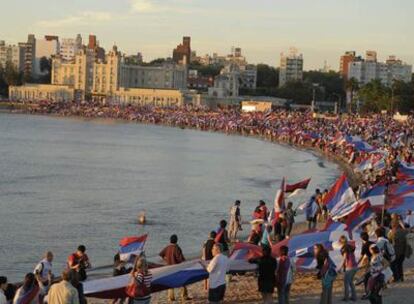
[
  {"x1": 249, "y1": 245, "x2": 277, "y2": 304},
  {"x1": 202, "y1": 231, "x2": 217, "y2": 291},
  {"x1": 276, "y1": 245, "x2": 294, "y2": 304},
  {"x1": 33, "y1": 251, "x2": 54, "y2": 299},
  {"x1": 306, "y1": 196, "x2": 319, "y2": 230},
  {"x1": 388, "y1": 221, "x2": 408, "y2": 282},
  {"x1": 283, "y1": 202, "x2": 296, "y2": 238},
  {"x1": 159, "y1": 235, "x2": 191, "y2": 302},
  {"x1": 229, "y1": 200, "x2": 242, "y2": 241},
  {"x1": 314, "y1": 244, "x2": 337, "y2": 304},
  {"x1": 48, "y1": 270, "x2": 79, "y2": 304},
  {"x1": 206, "y1": 244, "x2": 230, "y2": 304},
  {"x1": 338, "y1": 235, "x2": 358, "y2": 301}
]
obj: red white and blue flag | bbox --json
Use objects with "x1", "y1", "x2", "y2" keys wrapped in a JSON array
[
  {"x1": 119, "y1": 234, "x2": 148, "y2": 262},
  {"x1": 344, "y1": 135, "x2": 375, "y2": 152},
  {"x1": 323, "y1": 174, "x2": 356, "y2": 217},
  {"x1": 397, "y1": 162, "x2": 414, "y2": 180},
  {"x1": 344, "y1": 200, "x2": 374, "y2": 232},
  {"x1": 360, "y1": 184, "x2": 386, "y2": 207}
]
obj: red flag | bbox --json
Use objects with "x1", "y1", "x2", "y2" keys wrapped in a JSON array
[
  {"x1": 119, "y1": 234, "x2": 148, "y2": 247},
  {"x1": 285, "y1": 178, "x2": 311, "y2": 193}
]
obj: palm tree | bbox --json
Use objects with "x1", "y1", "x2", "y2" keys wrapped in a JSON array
[{"x1": 345, "y1": 77, "x2": 359, "y2": 113}]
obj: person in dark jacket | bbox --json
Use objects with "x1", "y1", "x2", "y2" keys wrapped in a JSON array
[
  {"x1": 159, "y1": 235, "x2": 191, "y2": 301},
  {"x1": 388, "y1": 221, "x2": 408, "y2": 281},
  {"x1": 249, "y1": 245, "x2": 277, "y2": 304},
  {"x1": 202, "y1": 231, "x2": 217, "y2": 291}
]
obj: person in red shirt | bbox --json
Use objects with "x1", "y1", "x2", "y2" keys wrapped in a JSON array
[
  {"x1": 67, "y1": 245, "x2": 91, "y2": 281},
  {"x1": 259, "y1": 200, "x2": 269, "y2": 221},
  {"x1": 159, "y1": 235, "x2": 191, "y2": 301}
]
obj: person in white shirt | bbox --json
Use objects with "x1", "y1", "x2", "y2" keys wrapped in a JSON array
[
  {"x1": 206, "y1": 244, "x2": 230, "y2": 304},
  {"x1": 33, "y1": 251, "x2": 54, "y2": 295},
  {"x1": 404, "y1": 210, "x2": 414, "y2": 228},
  {"x1": 0, "y1": 276, "x2": 7, "y2": 304}
]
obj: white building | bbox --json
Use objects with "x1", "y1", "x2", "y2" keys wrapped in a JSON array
[
  {"x1": 208, "y1": 63, "x2": 240, "y2": 98},
  {"x1": 119, "y1": 63, "x2": 187, "y2": 90},
  {"x1": 0, "y1": 41, "x2": 25, "y2": 71},
  {"x1": 348, "y1": 54, "x2": 412, "y2": 86},
  {"x1": 279, "y1": 48, "x2": 303, "y2": 87},
  {"x1": 59, "y1": 34, "x2": 82, "y2": 61},
  {"x1": 51, "y1": 45, "x2": 187, "y2": 100}
]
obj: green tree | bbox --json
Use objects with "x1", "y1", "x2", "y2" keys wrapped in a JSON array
[
  {"x1": 358, "y1": 79, "x2": 391, "y2": 113},
  {"x1": 39, "y1": 56, "x2": 51, "y2": 73},
  {"x1": 392, "y1": 79, "x2": 414, "y2": 114},
  {"x1": 4, "y1": 61, "x2": 23, "y2": 86},
  {"x1": 256, "y1": 64, "x2": 279, "y2": 87},
  {"x1": 277, "y1": 81, "x2": 313, "y2": 104},
  {"x1": 149, "y1": 58, "x2": 166, "y2": 65},
  {"x1": 0, "y1": 63, "x2": 7, "y2": 97},
  {"x1": 303, "y1": 70, "x2": 344, "y2": 102}
]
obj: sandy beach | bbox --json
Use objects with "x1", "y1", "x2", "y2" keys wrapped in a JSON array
[
  {"x1": 88, "y1": 255, "x2": 414, "y2": 304},
  {"x1": 88, "y1": 221, "x2": 414, "y2": 303}
]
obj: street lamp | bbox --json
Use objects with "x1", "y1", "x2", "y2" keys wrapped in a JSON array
[
  {"x1": 332, "y1": 93, "x2": 342, "y2": 114},
  {"x1": 390, "y1": 78, "x2": 396, "y2": 114},
  {"x1": 311, "y1": 83, "x2": 319, "y2": 112}
]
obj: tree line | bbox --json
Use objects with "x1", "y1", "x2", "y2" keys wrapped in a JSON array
[{"x1": 240, "y1": 63, "x2": 414, "y2": 113}]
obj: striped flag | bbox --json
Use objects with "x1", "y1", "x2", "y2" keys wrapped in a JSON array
[{"x1": 119, "y1": 234, "x2": 148, "y2": 262}]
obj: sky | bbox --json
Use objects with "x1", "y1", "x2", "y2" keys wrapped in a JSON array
[{"x1": 1, "y1": 0, "x2": 413, "y2": 70}]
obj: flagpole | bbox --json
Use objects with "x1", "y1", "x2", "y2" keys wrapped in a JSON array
[{"x1": 381, "y1": 183, "x2": 389, "y2": 226}]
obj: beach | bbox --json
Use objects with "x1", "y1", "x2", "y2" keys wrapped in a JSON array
[
  {"x1": 2, "y1": 106, "x2": 414, "y2": 304},
  {"x1": 88, "y1": 222, "x2": 414, "y2": 303}
]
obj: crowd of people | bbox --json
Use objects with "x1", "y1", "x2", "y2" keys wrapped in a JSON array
[{"x1": 3, "y1": 101, "x2": 414, "y2": 303}]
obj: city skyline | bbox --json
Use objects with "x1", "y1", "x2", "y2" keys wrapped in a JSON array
[{"x1": 1, "y1": 0, "x2": 413, "y2": 70}]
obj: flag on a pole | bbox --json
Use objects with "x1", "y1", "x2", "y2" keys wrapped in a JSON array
[
  {"x1": 119, "y1": 234, "x2": 148, "y2": 262},
  {"x1": 270, "y1": 178, "x2": 286, "y2": 224},
  {"x1": 285, "y1": 178, "x2": 311, "y2": 193}
]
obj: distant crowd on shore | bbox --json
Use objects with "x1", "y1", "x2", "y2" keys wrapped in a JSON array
[{"x1": 2, "y1": 101, "x2": 414, "y2": 304}]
